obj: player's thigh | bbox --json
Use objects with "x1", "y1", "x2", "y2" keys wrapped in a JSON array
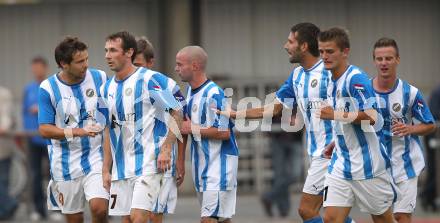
[
  {"x1": 303, "y1": 157, "x2": 328, "y2": 195},
  {"x1": 154, "y1": 176, "x2": 178, "y2": 214},
  {"x1": 353, "y1": 173, "x2": 395, "y2": 215},
  {"x1": 393, "y1": 177, "x2": 418, "y2": 214},
  {"x1": 198, "y1": 188, "x2": 236, "y2": 220},
  {"x1": 109, "y1": 179, "x2": 135, "y2": 216},
  {"x1": 131, "y1": 174, "x2": 163, "y2": 212},
  {"x1": 322, "y1": 174, "x2": 355, "y2": 209},
  {"x1": 47, "y1": 178, "x2": 86, "y2": 214},
  {"x1": 83, "y1": 173, "x2": 109, "y2": 213}
]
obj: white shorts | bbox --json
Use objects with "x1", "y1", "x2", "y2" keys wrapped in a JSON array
[
  {"x1": 197, "y1": 188, "x2": 237, "y2": 220},
  {"x1": 108, "y1": 174, "x2": 163, "y2": 216},
  {"x1": 393, "y1": 177, "x2": 418, "y2": 213},
  {"x1": 47, "y1": 172, "x2": 109, "y2": 214},
  {"x1": 303, "y1": 157, "x2": 329, "y2": 195},
  {"x1": 152, "y1": 176, "x2": 178, "y2": 214},
  {"x1": 323, "y1": 172, "x2": 397, "y2": 215}
]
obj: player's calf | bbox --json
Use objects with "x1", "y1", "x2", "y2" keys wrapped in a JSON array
[
  {"x1": 89, "y1": 198, "x2": 109, "y2": 223},
  {"x1": 394, "y1": 213, "x2": 412, "y2": 223}
]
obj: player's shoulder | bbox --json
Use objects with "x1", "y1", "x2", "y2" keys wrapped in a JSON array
[
  {"x1": 40, "y1": 74, "x2": 57, "y2": 90},
  {"x1": 205, "y1": 80, "x2": 224, "y2": 97},
  {"x1": 347, "y1": 65, "x2": 370, "y2": 83},
  {"x1": 88, "y1": 68, "x2": 107, "y2": 79}
]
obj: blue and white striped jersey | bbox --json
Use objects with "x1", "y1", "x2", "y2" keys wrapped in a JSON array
[
  {"x1": 101, "y1": 67, "x2": 182, "y2": 181},
  {"x1": 276, "y1": 60, "x2": 333, "y2": 157},
  {"x1": 374, "y1": 78, "x2": 434, "y2": 183},
  {"x1": 38, "y1": 68, "x2": 107, "y2": 181},
  {"x1": 185, "y1": 80, "x2": 239, "y2": 192},
  {"x1": 327, "y1": 65, "x2": 389, "y2": 180}
]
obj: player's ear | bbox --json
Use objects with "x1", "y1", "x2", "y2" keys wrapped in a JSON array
[
  {"x1": 342, "y1": 47, "x2": 350, "y2": 58},
  {"x1": 60, "y1": 61, "x2": 68, "y2": 70},
  {"x1": 300, "y1": 42, "x2": 308, "y2": 53},
  {"x1": 126, "y1": 48, "x2": 135, "y2": 59}
]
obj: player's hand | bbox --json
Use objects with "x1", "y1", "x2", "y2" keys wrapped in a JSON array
[
  {"x1": 74, "y1": 124, "x2": 103, "y2": 137},
  {"x1": 176, "y1": 158, "x2": 185, "y2": 187},
  {"x1": 180, "y1": 117, "x2": 193, "y2": 135},
  {"x1": 215, "y1": 106, "x2": 236, "y2": 119},
  {"x1": 391, "y1": 121, "x2": 412, "y2": 137},
  {"x1": 322, "y1": 141, "x2": 335, "y2": 159},
  {"x1": 316, "y1": 106, "x2": 335, "y2": 120},
  {"x1": 157, "y1": 144, "x2": 172, "y2": 172},
  {"x1": 102, "y1": 171, "x2": 112, "y2": 193}
]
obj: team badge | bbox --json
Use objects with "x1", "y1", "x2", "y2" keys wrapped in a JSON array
[
  {"x1": 392, "y1": 103, "x2": 401, "y2": 112},
  {"x1": 125, "y1": 88, "x2": 133, "y2": 96},
  {"x1": 86, "y1": 88, "x2": 94, "y2": 97},
  {"x1": 311, "y1": 79, "x2": 318, "y2": 88}
]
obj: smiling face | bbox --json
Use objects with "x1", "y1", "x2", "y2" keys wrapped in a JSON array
[
  {"x1": 374, "y1": 46, "x2": 399, "y2": 79},
  {"x1": 61, "y1": 50, "x2": 88, "y2": 80}
]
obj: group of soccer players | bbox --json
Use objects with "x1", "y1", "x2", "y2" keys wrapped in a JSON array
[{"x1": 37, "y1": 22, "x2": 435, "y2": 223}]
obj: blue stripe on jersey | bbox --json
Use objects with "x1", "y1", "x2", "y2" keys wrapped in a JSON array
[
  {"x1": 378, "y1": 94, "x2": 393, "y2": 171},
  {"x1": 134, "y1": 71, "x2": 146, "y2": 175},
  {"x1": 191, "y1": 139, "x2": 200, "y2": 190},
  {"x1": 337, "y1": 135, "x2": 352, "y2": 180},
  {"x1": 353, "y1": 125, "x2": 373, "y2": 179},
  {"x1": 401, "y1": 82, "x2": 415, "y2": 178},
  {"x1": 89, "y1": 69, "x2": 103, "y2": 92},
  {"x1": 200, "y1": 83, "x2": 216, "y2": 191},
  {"x1": 48, "y1": 76, "x2": 71, "y2": 181},
  {"x1": 320, "y1": 70, "x2": 333, "y2": 146},
  {"x1": 115, "y1": 82, "x2": 126, "y2": 179},
  {"x1": 71, "y1": 86, "x2": 91, "y2": 175},
  {"x1": 49, "y1": 186, "x2": 59, "y2": 207},
  {"x1": 303, "y1": 70, "x2": 317, "y2": 155},
  {"x1": 328, "y1": 151, "x2": 338, "y2": 174},
  {"x1": 153, "y1": 119, "x2": 167, "y2": 169}
]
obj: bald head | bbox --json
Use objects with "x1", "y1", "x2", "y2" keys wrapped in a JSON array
[{"x1": 177, "y1": 46, "x2": 208, "y2": 71}]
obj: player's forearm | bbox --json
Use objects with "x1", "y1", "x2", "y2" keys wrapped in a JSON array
[
  {"x1": 177, "y1": 135, "x2": 187, "y2": 162},
  {"x1": 164, "y1": 109, "x2": 182, "y2": 146},
  {"x1": 102, "y1": 127, "x2": 113, "y2": 174},
  {"x1": 198, "y1": 126, "x2": 231, "y2": 140},
  {"x1": 409, "y1": 123, "x2": 436, "y2": 136},
  {"x1": 334, "y1": 109, "x2": 376, "y2": 125},
  {"x1": 235, "y1": 101, "x2": 283, "y2": 119},
  {"x1": 39, "y1": 124, "x2": 85, "y2": 140}
]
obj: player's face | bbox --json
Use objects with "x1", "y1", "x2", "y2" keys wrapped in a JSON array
[
  {"x1": 284, "y1": 32, "x2": 302, "y2": 63},
  {"x1": 175, "y1": 52, "x2": 193, "y2": 82},
  {"x1": 31, "y1": 62, "x2": 48, "y2": 81},
  {"x1": 133, "y1": 53, "x2": 154, "y2": 69},
  {"x1": 63, "y1": 50, "x2": 88, "y2": 80},
  {"x1": 374, "y1": 46, "x2": 399, "y2": 78},
  {"x1": 105, "y1": 38, "x2": 131, "y2": 72},
  {"x1": 319, "y1": 41, "x2": 348, "y2": 71}
]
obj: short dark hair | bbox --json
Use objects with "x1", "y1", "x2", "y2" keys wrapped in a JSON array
[
  {"x1": 106, "y1": 31, "x2": 137, "y2": 62},
  {"x1": 318, "y1": 27, "x2": 350, "y2": 51},
  {"x1": 136, "y1": 37, "x2": 155, "y2": 61},
  {"x1": 31, "y1": 56, "x2": 48, "y2": 66},
  {"x1": 291, "y1": 23, "x2": 321, "y2": 57},
  {"x1": 54, "y1": 37, "x2": 88, "y2": 68},
  {"x1": 373, "y1": 37, "x2": 399, "y2": 58}
]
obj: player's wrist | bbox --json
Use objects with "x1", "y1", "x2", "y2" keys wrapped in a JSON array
[{"x1": 64, "y1": 128, "x2": 74, "y2": 141}]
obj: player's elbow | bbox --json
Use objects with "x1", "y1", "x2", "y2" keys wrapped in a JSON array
[
  {"x1": 426, "y1": 123, "x2": 437, "y2": 135},
  {"x1": 39, "y1": 125, "x2": 52, "y2": 138}
]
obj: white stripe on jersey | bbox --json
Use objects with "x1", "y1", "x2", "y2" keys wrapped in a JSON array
[
  {"x1": 186, "y1": 80, "x2": 239, "y2": 192},
  {"x1": 374, "y1": 78, "x2": 432, "y2": 183},
  {"x1": 39, "y1": 69, "x2": 107, "y2": 181},
  {"x1": 275, "y1": 60, "x2": 333, "y2": 157},
  {"x1": 327, "y1": 65, "x2": 388, "y2": 180},
  {"x1": 102, "y1": 67, "x2": 180, "y2": 180}
]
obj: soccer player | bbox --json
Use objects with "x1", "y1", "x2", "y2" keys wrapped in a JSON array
[
  {"x1": 38, "y1": 37, "x2": 109, "y2": 223},
  {"x1": 317, "y1": 28, "x2": 395, "y2": 223},
  {"x1": 176, "y1": 46, "x2": 239, "y2": 223},
  {"x1": 101, "y1": 31, "x2": 183, "y2": 223},
  {"x1": 218, "y1": 23, "x2": 355, "y2": 223},
  {"x1": 371, "y1": 37, "x2": 436, "y2": 223},
  {"x1": 133, "y1": 36, "x2": 186, "y2": 223}
]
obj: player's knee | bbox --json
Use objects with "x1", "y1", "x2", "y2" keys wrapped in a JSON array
[
  {"x1": 90, "y1": 205, "x2": 108, "y2": 220},
  {"x1": 298, "y1": 205, "x2": 318, "y2": 220},
  {"x1": 323, "y1": 212, "x2": 338, "y2": 223},
  {"x1": 394, "y1": 213, "x2": 411, "y2": 223}
]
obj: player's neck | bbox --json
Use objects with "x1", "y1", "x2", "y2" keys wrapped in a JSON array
[
  {"x1": 115, "y1": 64, "x2": 137, "y2": 81},
  {"x1": 331, "y1": 61, "x2": 349, "y2": 81},
  {"x1": 189, "y1": 73, "x2": 208, "y2": 89},
  {"x1": 374, "y1": 73, "x2": 397, "y2": 92},
  {"x1": 59, "y1": 71, "x2": 83, "y2": 85},
  {"x1": 301, "y1": 55, "x2": 320, "y2": 70}
]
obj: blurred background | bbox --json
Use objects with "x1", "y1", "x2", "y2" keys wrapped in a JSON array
[{"x1": 0, "y1": 0, "x2": 440, "y2": 222}]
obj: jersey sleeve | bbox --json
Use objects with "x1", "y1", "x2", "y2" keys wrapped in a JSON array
[
  {"x1": 411, "y1": 91, "x2": 435, "y2": 124},
  {"x1": 97, "y1": 84, "x2": 110, "y2": 127},
  {"x1": 348, "y1": 73, "x2": 376, "y2": 111},
  {"x1": 210, "y1": 90, "x2": 232, "y2": 130},
  {"x1": 148, "y1": 73, "x2": 180, "y2": 112},
  {"x1": 275, "y1": 70, "x2": 297, "y2": 108},
  {"x1": 38, "y1": 87, "x2": 56, "y2": 125}
]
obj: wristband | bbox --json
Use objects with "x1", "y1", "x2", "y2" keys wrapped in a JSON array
[{"x1": 64, "y1": 128, "x2": 74, "y2": 142}]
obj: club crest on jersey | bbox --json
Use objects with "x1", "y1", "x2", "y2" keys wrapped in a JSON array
[
  {"x1": 311, "y1": 79, "x2": 318, "y2": 88},
  {"x1": 392, "y1": 103, "x2": 401, "y2": 112},
  {"x1": 125, "y1": 88, "x2": 133, "y2": 96},
  {"x1": 86, "y1": 88, "x2": 94, "y2": 97}
]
